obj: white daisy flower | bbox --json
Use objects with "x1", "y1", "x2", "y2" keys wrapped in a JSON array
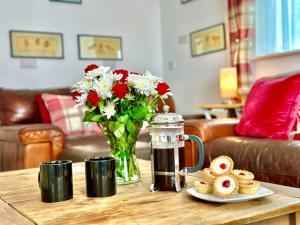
[
  {"x1": 128, "y1": 74, "x2": 156, "y2": 96},
  {"x1": 144, "y1": 70, "x2": 161, "y2": 84},
  {"x1": 73, "y1": 92, "x2": 88, "y2": 106},
  {"x1": 86, "y1": 66, "x2": 111, "y2": 80},
  {"x1": 103, "y1": 102, "x2": 116, "y2": 119},
  {"x1": 93, "y1": 76, "x2": 113, "y2": 99},
  {"x1": 72, "y1": 78, "x2": 93, "y2": 93}
]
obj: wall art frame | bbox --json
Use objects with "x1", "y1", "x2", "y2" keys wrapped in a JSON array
[
  {"x1": 78, "y1": 34, "x2": 123, "y2": 60},
  {"x1": 181, "y1": 0, "x2": 194, "y2": 4},
  {"x1": 10, "y1": 30, "x2": 64, "y2": 59},
  {"x1": 50, "y1": 0, "x2": 81, "y2": 4},
  {"x1": 190, "y1": 23, "x2": 226, "y2": 57}
]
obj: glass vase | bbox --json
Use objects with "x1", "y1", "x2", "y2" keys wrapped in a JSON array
[{"x1": 99, "y1": 122, "x2": 142, "y2": 184}]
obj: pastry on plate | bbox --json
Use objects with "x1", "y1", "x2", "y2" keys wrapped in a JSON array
[
  {"x1": 213, "y1": 174, "x2": 239, "y2": 198},
  {"x1": 210, "y1": 156, "x2": 234, "y2": 176},
  {"x1": 202, "y1": 168, "x2": 216, "y2": 184},
  {"x1": 239, "y1": 181, "x2": 261, "y2": 195},
  {"x1": 232, "y1": 169, "x2": 254, "y2": 184},
  {"x1": 194, "y1": 180, "x2": 213, "y2": 194}
]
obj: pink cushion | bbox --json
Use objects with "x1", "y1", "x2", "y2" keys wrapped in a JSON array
[
  {"x1": 235, "y1": 73, "x2": 300, "y2": 140},
  {"x1": 42, "y1": 93, "x2": 101, "y2": 137}
]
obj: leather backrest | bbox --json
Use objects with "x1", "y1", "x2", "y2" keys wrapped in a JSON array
[
  {"x1": 0, "y1": 87, "x2": 71, "y2": 125},
  {"x1": 157, "y1": 96, "x2": 176, "y2": 113}
]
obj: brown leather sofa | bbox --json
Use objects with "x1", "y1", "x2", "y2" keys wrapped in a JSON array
[
  {"x1": 0, "y1": 87, "x2": 206, "y2": 172},
  {"x1": 184, "y1": 119, "x2": 300, "y2": 188}
]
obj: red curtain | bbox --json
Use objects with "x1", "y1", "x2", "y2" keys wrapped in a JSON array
[{"x1": 228, "y1": 0, "x2": 255, "y2": 96}]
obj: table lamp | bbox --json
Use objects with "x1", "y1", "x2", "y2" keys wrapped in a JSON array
[{"x1": 219, "y1": 67, "x2": 238, "y2": 104}]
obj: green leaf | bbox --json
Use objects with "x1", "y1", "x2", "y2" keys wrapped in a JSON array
[
  {"x1": 119, "y1": 115, "x2": 129, "y2": 124},
  {"x1": 113, "y1": 122, "x2": 125, "y2": 138},
  {"x1": 126, "y1": 120, "x2": 136, "y2": 135},
  {"x1": 131, "y1": 106, "x2": 148, "y2": 120},
  {"x1": 108, "y1": 122, "x2": 115, "y2": 132},
  {"x1": 91, "y1": 114, "x2": 102, "y2": 122},
  {"x1": 83, "y1": 111, "x2": 94, "y2": 122}
]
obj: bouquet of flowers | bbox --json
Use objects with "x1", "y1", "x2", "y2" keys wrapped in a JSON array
[{"x1": 72, "y1": 64, "x2": 172, "y2": 183}]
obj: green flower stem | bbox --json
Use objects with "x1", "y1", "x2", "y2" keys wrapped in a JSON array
[{"x1": 99, "y1": 122, "x2": 142, "y2": 184}]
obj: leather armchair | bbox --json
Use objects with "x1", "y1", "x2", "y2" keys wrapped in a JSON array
[{"x1": 0, "y1": 124, "x2": 64, "y2": 171}]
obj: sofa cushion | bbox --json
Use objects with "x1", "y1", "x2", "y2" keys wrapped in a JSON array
[
  {"x1": 235, "y1": 73, "x2": 300, "y2": 140},
  {"x1": 42, "y1": 93, "x2": 100, "y2": 136},
  {"x1": 204, "y1": 136, "x2": 300, "y2": 187},
  {"x1": 292, "y1": 111, "x2": 300, "y2": 140},
  {"x1": 0, "y1": 87, "x2": 71, "y2": 125},
  {"x1": 35, "y1": 93, "x2": 51, "y2": 123},
  {"x1": 0, "y1": 89, "x2": 41, "y2": 125}
]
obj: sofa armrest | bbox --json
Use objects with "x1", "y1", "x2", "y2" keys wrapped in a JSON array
[
  {"x1": 184, "y1": 118, "x2": 239, "y2": 143},
  {"x1": 0, "y1": 124, "x2": 64, "y2": 171}
]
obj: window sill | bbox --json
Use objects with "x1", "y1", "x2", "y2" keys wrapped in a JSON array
[{"x1": 253, "y1": 49, "x2": 300, "y2": 61}]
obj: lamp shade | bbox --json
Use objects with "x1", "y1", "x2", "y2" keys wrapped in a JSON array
[{"x1": 220, "y1": 67, "x2": 238, "y2": 98}]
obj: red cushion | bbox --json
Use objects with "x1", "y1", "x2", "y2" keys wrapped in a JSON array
[
  {"x1": 235, "y1": 73, "x2": 300, "y2": 140},
  {"x1": 42, "y1": 93, "x2": 101, "y2": 137},
  {"x1": 35, "y1": 93, "x2": 51, "y2": 123},
  {"x1": 292, "y1": 111, "x2": 300, "y2": 140}
]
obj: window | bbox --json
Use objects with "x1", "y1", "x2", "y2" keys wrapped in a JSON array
[{"x1": 255, "y1": 0, "x2": 300, "y2": 57}]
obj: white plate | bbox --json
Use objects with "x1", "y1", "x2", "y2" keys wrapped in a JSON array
[{"x1": 186, "y1": 186, "x2": 274, "y2": 203}]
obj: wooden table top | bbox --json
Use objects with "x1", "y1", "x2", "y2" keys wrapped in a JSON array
[
  {"x1": 200, "y1": 103, "x2": 244, "y2": 109},
  {"x1": 1, "y1": 160, "x2": 300, "y2": 225}
]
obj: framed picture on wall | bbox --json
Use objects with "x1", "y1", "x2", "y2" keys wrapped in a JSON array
[
  {"x1": 181, "y1": 0, "x2": 194, "y2": 4},
  {"x1": 78, "y1": 34, "x2": 123, "y2": 60},
  {"x1": 50, "y1": 0, "x2": 81, "y2": 4},
  {"x1": 190, "y1": 23, "x2": 226, "y2": 57},
  {"x1": 10, "y1": 30, "x2": 64, "y2": 59}
]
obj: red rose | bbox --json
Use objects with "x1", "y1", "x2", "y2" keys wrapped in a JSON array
[
  {"x1": 87, "y1": 91, "x2": 100, "y2": 106},
  {"x1": 72, "y1": 92, "x2": 82, "y2": 101},
  {"x1": 156, "y1": 82, "x2": 170, "y2": 95},
  {"x1": 112, "y1": 83, "x2": 128, "y2": 99},
  {"x1": 113, "y1": 69, "x2": 128, "y2": 82},
  {"x1": 84, "y1": 64, "x2": 98, "y2": 73}
]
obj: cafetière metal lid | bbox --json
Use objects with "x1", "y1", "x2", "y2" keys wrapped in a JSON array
[{"x1": 151, "y1": 105, "x2": 184, "y2": 125}]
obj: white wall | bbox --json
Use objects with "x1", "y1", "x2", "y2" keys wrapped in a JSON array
[
  {"x1": 0, "y1": 0, "x2": 163, "y2": 89},
  {"x1": 160, "y1": 0, "x2": 230, "y2": 115},
  {"x1": 254, "y1": 53, "x2": 300, "y2": 79}
]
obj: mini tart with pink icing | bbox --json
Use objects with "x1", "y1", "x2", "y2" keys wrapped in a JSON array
[
  {"x1": 239, "y1": 181, "x2": 261, "y2": 195},
  {"x1": 232, "y1": 169, "x2": 254, "y2": 184},
  {"x1": 194, "y1": 180, "x2": 213, "y2": 194},
  {"x1": 210, "y1": 156, "x2": 234, "y2": 176},
  {"x1": 202, "y1": 168, "x2": 216, "y2": 184},
  {"x1": 213, "y1": 174, "x2": 239, "y2": 198}
]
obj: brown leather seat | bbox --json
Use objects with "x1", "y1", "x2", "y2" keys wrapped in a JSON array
[
  {"x1": 185, "y1": 118, "x2": 300, "y2": 188},
  {"x1": 205, "y1": 136, "x2": 300, "y2": 187},
  {"x1": 61, "y1": 132, "x2": 151, "y2": 162}
]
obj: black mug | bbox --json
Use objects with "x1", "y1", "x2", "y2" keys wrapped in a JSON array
[
  {"x1": 85, "y1": 157, "x2": 117, "y2": 197},
  {"x1": 38, "y1": 160, "x2": 73, "y2": 203}
]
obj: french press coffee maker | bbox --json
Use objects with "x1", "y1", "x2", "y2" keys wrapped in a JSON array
[{"x1": 149, "y1": 105, "x2": 204, "y2": 192}]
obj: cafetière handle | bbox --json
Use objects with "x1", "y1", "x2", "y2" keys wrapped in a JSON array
[
  {"x1": 38, "y1": 172, "x2": 41, "y2": 189},
  {"x1": 184, "y1": 135, "x2": 204, "y2": 173}
]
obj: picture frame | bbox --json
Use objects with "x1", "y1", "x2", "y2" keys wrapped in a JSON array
[
  {"x1": 10, "y1": 30, "x2": 64, "y2": 59},
  {"x1": 50, "y1": 0, "x2": 81, "y2": 4},
  {"x1": 181, "y1": 0, "x2": 194, "y2": 4},
  {"x1": 78, "y1": 34, "x2": 123, "y2": 60},
  {"x1": 190, "y1": 23, "x2": 226, "y2": 57}
]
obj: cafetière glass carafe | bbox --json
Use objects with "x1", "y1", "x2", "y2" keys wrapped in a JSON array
[{"x1": 149, "y1": 105, "x2": 204, "y2": 192}]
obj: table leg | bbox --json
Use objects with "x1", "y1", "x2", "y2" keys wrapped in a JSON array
[
  {"x1": 203, "y1": 109, "x2": 212, "y2": 119},
  {"x1": 227, "y1": 108, "x2": 238, "y2": 118}
]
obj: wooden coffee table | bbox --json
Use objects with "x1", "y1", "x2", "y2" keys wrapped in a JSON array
[{"x1": 1, "y1": 160, "x2": 300, "y2": 225}]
